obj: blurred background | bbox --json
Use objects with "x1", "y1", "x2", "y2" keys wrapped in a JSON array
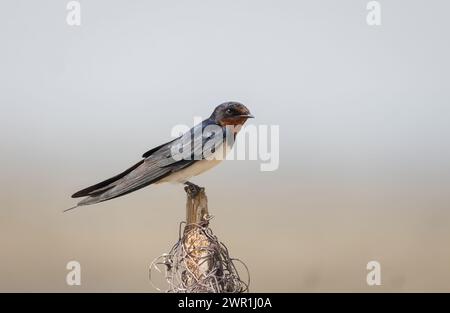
[{"x1": 1, "y1": 0, "x2": 449, "y2": 292}]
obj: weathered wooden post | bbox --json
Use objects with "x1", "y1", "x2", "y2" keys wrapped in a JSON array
[
  {"x1": 182, "y1": 184, "x2": 212, "y2": 289},
  {"x1": 149, "y1": 184, "x2": 249, "y2": 293},
  {"x1": 185, "y1": 184, "x2": 209, "y2": 229}
]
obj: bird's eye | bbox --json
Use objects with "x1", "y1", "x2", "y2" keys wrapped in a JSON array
[{"x1": 226, "y1": 108, "x2": 233, "y2": 115}]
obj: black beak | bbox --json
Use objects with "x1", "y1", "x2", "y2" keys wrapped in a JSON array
[{"x1": 238, "y1": 114, "x2": 254, "y2": 118}]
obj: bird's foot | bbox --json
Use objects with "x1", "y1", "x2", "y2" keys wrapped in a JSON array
[{"x1": 184, "y1": 181, "x2": 204, "y2": 197}]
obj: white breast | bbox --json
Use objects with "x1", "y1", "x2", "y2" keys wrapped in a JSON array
[{"x1": 158, "y1": 141, "x2": 230, "y2": 184}]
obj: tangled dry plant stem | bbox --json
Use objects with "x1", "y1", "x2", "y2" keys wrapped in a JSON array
[
  {"x1": 149, "y1": 184, "x2": 249, "y2": 293},
  {"x1": 149, "y1": 220, "x2": 250, "y2": 293}
]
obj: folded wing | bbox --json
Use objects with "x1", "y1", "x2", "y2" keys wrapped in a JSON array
[{"x1": 70, "y1": 121, "x2": 225, "y2": 207}]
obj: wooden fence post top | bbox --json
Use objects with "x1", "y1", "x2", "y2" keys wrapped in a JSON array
[
  {"x1": 184, "y1": 184, "x2": 209, "y2": 228},
  {"x1": 149, "y1": 182, "x2": 250, "y2": 292}
]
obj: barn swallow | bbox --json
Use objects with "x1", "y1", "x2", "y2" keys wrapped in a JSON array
[{"x1": 67, "y1": 102, "x2": 253, "y2": 211}]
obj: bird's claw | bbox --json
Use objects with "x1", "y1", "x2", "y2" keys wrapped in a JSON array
[{"x1": 184, "y1": 181, "x2": 203, "y2": 196}]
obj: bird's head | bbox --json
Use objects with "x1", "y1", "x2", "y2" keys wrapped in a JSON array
[{"x1": 210, "y1": 101, "x2": 254, "y2": 127}]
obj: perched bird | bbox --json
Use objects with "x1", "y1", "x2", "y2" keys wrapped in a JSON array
[{"x1": 67, "y1": 101, "x2": 253, "y2": 211}]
